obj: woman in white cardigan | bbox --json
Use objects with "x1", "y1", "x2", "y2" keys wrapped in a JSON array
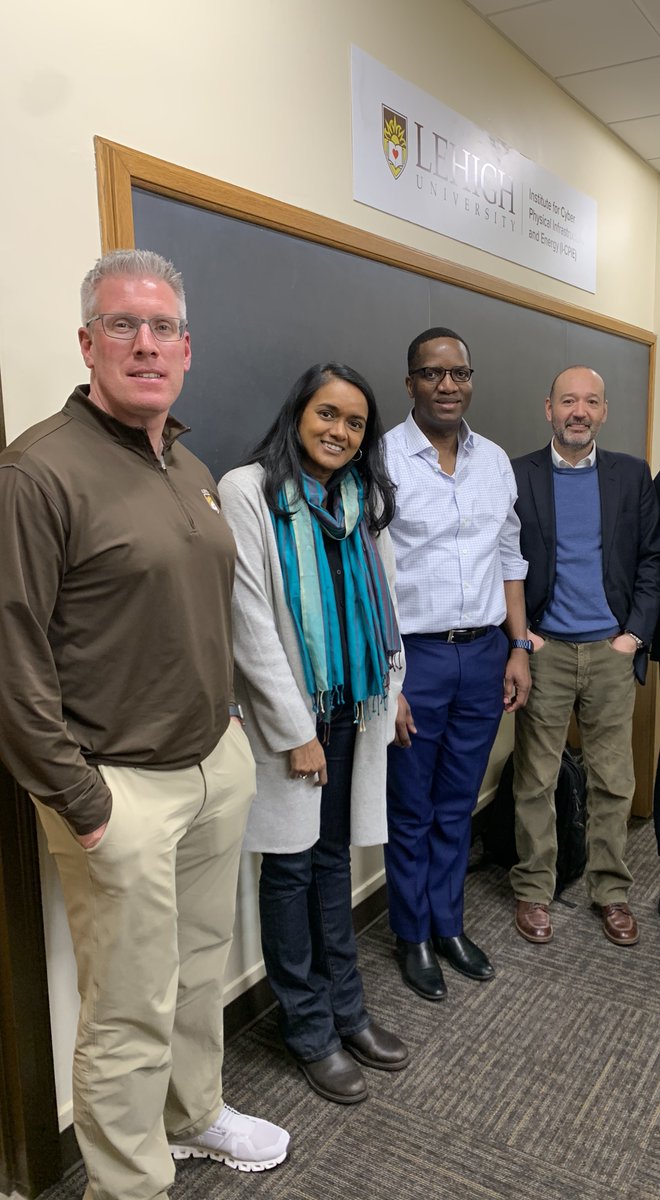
[{"x1": 218, "y1": 363, "x2": 407, "y2": 1105}]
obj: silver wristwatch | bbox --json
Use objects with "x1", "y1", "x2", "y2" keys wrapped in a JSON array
[{"x1": 624, "y1": 630, "x2": 644, "y2": 650}]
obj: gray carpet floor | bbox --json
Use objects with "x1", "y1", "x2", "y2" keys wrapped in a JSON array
[{"x1": 39, "y1": 819, "x2": 660, "y2": 1200}]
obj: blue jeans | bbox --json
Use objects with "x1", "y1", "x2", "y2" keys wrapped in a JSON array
[{"x1": 259, "y1": 704, "x2": 370, "y2": 1062}]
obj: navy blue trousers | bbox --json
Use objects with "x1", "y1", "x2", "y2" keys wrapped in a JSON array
[
  {"x1": 259, "y1": 704, "x2": 370, "y2": 1062},
  {"x1": 385, "y1": 628, "x2": 508, "y2": 939}
]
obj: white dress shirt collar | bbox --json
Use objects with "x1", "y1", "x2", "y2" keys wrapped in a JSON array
[
  {"x1": 404, "y1": 409, "x2": 475, "y2": 458},
  {"x1": 551, "y1": 438, "x2": 597, "y2": 469}
]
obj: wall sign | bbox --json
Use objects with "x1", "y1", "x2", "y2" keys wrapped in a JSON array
[{"x1": 352, "y1": 47, "x2": 597, "y2": 293}]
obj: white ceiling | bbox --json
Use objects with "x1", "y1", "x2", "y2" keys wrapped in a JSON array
[{"x1": 465, "y1": 0, "x2": 660, "y2": 171}]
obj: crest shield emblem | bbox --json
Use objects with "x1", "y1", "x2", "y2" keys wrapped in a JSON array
[{"x1": 382, "y1": 106, "x2": 407, "y2": 179}]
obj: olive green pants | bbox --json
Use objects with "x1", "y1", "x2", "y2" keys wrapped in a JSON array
[
  {"x1": 511, "y1": 637, "x2": 636, "y2": 905},
  {"x1": 35, "y1": 720, "x2": 255, "y2": 1200}
]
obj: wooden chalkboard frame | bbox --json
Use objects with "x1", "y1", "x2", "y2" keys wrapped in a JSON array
[
  {"x1": 94, "y1": 136, "x2": 656, "y2": 453},
  {"x1": 94, "y1": 132, "x2": 659, "y2": 813}
]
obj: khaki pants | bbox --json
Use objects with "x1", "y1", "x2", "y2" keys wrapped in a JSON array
[
  {"x1": 511, "y1": 637, "x2": 636, "y2": 905},
  {"x1": 35, "y1": 720, "x2": 256, "y2": 1200}
]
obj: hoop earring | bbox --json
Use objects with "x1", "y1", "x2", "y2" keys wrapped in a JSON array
[{"x1": 352, "y1": 448, "x2": 363, "y2": 462}]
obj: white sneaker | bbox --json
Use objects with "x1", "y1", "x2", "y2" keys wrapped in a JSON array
[{"x1": 170, "y1": 1103, "x2": 290, "y2": 1172}]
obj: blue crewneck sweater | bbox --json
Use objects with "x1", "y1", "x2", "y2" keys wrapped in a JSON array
[{"x1": 538, "y1": 463, "x2": 619, "y2": 641}]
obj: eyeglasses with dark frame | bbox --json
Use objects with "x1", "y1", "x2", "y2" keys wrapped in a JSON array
[
  {"x1": 86, "y1": 313, "x2": 187, "y2": 342},
  {"x1": 409, "y1": 366, "x2": 474, "y2": 384}
]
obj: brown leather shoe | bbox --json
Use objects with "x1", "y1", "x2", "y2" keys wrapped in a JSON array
[
  {"x1": 342, "y1": 1022, "x2": 409, "y2": 1071},
  {"x1": 601, "y1": 903, "x2": 639, "y2": 946},
  {"x1": 515, "y1": 900, "x2": 553, "y2": 943},
  {"x1": 298, "y1": 1049, "x2": 368, "y2": 1104}
]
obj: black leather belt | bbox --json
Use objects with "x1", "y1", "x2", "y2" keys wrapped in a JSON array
[{"x1": 410, "y1": 626, "x2": 492, "y2": 643}]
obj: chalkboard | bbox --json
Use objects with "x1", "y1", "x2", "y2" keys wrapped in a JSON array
[{"x1": 132, "y1": 185, "x2": 650, "y2": 482}]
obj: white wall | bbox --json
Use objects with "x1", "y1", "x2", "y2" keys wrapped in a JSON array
[{"x1": 2, "y1": 0, "x2": 658, "y2": 1129}]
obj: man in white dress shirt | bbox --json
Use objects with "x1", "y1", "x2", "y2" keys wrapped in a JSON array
[{"x1": 384, "y1": 327, "x2": 531, "y2": 999}]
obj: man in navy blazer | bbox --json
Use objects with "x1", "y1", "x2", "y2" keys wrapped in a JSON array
[{"x1": 510, "y1": 365, "x2": 660, "y2": 947}]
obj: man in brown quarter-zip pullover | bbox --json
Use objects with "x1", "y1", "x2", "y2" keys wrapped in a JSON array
[{"x1": 0, "y1": 250, "x2": 289, "y2": 1199}]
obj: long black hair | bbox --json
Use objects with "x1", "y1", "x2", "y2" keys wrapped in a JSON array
[{"x1": 243, "y1": 363, "x2": 396, "y2": 532}]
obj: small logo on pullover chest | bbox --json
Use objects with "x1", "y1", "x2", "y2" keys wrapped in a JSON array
[{"x1": 201, "y1": 489, "x2": 221, "y2": 514}]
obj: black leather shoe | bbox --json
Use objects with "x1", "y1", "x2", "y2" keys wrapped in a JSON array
[
  {"x1": 433, "y1": 934, "x2": 495, "y2": 982},
  {"x1": 298, "y1": 1048, "x2": 368, "y2": 1104},
  {"x1": 394, "y1": 938, "x2": 447, "y2": 1001},
  {"x1": 342, "y1": 1021, "x2": 409, "y2": 1071}
]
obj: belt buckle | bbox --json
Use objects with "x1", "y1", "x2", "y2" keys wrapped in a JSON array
[{"x1": 447, "y1": 630, "x2": 456, "y2": 643}]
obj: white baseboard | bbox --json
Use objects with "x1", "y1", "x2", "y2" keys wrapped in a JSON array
[
  {"x1": 58, "y1": 1099, "x2": 73, "y2": 1132},
  {"x1": 350, "y1": 866, "x2": 386, "y2": 907}
]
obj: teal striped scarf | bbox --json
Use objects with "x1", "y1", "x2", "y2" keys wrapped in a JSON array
[{"x1": 272, "y1": 469, "x2": 400, "y2": 729}]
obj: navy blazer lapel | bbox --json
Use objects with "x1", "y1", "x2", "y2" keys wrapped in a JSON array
[
  {"x1": 529, "y1": 445, "x2": 556, "y2": 553},
  {"x1": 597, "y1": 449, "x2": 619, "y2": 571}
]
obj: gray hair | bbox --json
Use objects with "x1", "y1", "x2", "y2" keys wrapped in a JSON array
[{"x1": 80, "y1": 249, "x2": 186, "y2": 323}]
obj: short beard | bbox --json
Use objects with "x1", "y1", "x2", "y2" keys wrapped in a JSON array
[{"x1": 554, "y1": 424, "x2": 593, "y2": 449}]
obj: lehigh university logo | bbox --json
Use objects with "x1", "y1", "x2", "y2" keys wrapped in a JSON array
[{"x1": 382, "y1": 106, "x2": 407, "y2": 179}]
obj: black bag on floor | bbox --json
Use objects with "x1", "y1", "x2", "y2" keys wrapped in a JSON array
[{"x1": 481, "y1": 746, "x2": 587, "y2": 897}]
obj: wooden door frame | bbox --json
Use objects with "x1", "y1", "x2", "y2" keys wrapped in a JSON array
[
  {"x1": 0, "y1": 371, "x2": 62, "y2": 1196},
  {"x1": 0, "y1": 768, "x2": 62, "y2": 1196}
]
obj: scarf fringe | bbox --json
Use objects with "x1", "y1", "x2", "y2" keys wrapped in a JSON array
[{"x1": 314, "y1": 685, "x2": 345, "y2": 719}]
